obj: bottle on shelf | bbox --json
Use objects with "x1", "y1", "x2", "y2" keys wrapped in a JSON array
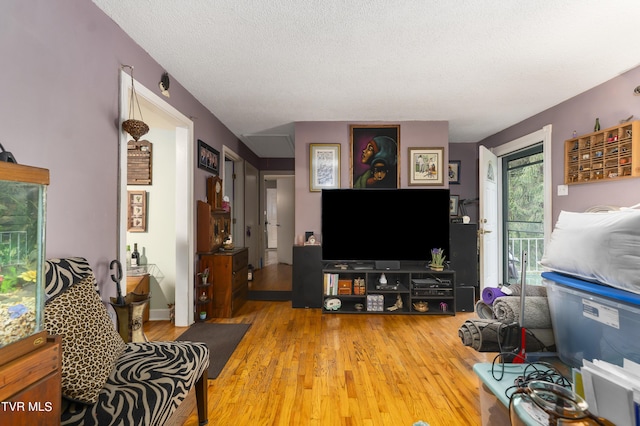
[
  {"x1": 131, "y1": 243, "x2": 140, "y2": 267},
  {"x1": 139, "y1": 247, "x2": 148, "y2": 265},
  {"x1": 126, "y1": 245, "x2": 132, "y2": 268},
  {"x1": 594, "y1": 118, "x2": 600, "y2": 132}
]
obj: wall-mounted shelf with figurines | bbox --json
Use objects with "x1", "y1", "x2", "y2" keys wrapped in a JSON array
[{"x1": 565, "y1": 119, "x2": 640, "y2": 184}]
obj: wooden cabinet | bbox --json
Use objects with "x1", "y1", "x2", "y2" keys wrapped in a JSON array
[
  {"x1": 0, "y1": 334, "x2": 62, "y2": 425},
  {"x1": 565, "y1": 120, "x2": 640, "y2": 184},
  {"x1": 126, "y1": 274, "x2": 150, "y2": 322},
  {"x1": 210, "y1": 248, "x2": 249, "y2": 318},
  {"x1": 321, "y1": 264, "x2": 456, "y2": 316}
]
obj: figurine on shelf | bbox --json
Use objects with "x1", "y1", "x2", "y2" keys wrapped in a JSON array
[
  {"x1": 199, "y1": 292, "x2": 207, "y2": 302},
  {"x1": 386, "y1": 294, "x2": 403, "y2": 311}
]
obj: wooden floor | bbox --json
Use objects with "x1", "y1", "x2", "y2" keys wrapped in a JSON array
[{"x1": 144, "y1": 264, "x2": 491, "y2": 426}]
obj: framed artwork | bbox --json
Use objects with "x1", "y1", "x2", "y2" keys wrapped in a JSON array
[
  {"x1": 448, "y1": 160, "x2": 461, "y2": 184},
  {"x1": 197, "y1": 139, "x2": 219, "y2": 175},
  {"x1": 350, "y1": 125, "x2": 400, "y2": 188},
  {"x1": 450, "y1": 195, "x2": 460, "y2": 216},
  {"x1": 408, "y1": 147, "x2": 444, "y2": 186},
  {"x1": 128, "y1": 190, "x2": 147, "y2": 232},
  {"x1": 309, "y1": 143, "x2": 340, "y2": 192}
]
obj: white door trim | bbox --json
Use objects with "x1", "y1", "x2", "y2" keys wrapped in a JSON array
[{"x1": 119, "y1": 70, "x2": 195, "y2": 327}]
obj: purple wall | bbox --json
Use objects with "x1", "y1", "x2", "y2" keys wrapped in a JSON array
[
  {"x1": 294, "y1": 121, "x2": 449, "y2": 240},
  {"x1": 0, "y1": 1, "x2": 256, "y2": 290},
  {"x1": 479, "y1": 66, "x2": 640, "y2": 222}
]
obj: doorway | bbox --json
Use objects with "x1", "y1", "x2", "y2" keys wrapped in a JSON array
[
  {"x1": 479, "y1": 125, "x2": 552, "y2": 289},
  {"x1": 261, "y1": 174, "x2": 294, "y2": 267},
  {"x1": 118, "y1": 70, "x2": 195, "y2": 327},
  {"x1": 502, "y1": 145, "x2": 544, "y2": 285}
]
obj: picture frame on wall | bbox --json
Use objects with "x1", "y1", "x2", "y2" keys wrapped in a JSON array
[
  {"x1": 309, "y1": 143, "x2": 341, "y2": 192},
  {"x1": 128, "y1": 190, "x2": 147, "y2": 232},
  {"x1": 448, "y1": 160, "x2": 461, "y2": 184},
  {"x1": 197, "y1": 139, "x2": 219, "y2": 175},
  {"x1": 350, "y1": 124, "x2": 400, "y2": 189},
  {"x1": 408, "y1": 147, "x2": 444, "y2": 186},
  {"x1": 450, "y1": 195, "x2": 460, "y2": 216}
]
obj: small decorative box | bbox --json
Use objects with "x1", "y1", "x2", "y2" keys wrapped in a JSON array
[{"x1": 366, "y1": 294, "x2": 384, "y2": 312}]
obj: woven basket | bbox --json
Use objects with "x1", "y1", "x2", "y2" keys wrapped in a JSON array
[{"x1": 122, "y1": 119, "x2": 149, "y2": 141}]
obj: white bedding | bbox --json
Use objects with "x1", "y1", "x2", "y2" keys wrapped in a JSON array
[{"x1": 540, "y1": 208, "x2": 640, "y2": 294}]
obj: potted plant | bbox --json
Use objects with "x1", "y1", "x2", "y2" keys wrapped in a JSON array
[
  {"x1": 197, "y1": 267, "x2": 209, "y2": 284},
  {"x1": 429, "y1": 248, "x2": 446, "y2": 271},
  {"x1": 199, "y1": 311, "x2": 207, "y2": 320}
]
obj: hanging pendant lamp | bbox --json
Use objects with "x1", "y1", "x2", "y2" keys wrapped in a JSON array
[{"x1": 121, "y1": 65, "x2": 149, "y2": 141}]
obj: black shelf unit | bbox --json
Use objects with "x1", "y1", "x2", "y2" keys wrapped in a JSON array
[{"x1": 321, "y1": 263, "x2": 456, "y2": 316}]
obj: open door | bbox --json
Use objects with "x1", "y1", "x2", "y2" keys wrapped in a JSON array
[
  {"x1": 275, "y1": 177, "x2": 294, "y2": 265},
  {"x1": 479, "y1": 145, "x2": 499, "y2": 291}
]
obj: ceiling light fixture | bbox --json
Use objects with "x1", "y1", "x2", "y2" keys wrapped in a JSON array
[{"x1": 121, "y1": 65, "x2": 149, "y2": 141}]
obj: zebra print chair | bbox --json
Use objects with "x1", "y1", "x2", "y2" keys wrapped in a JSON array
[{"x1": 43, "y1": 257, "x2": 209, "y2": 426}]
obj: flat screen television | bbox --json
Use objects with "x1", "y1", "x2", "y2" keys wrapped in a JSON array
[{"x1": 321, "y1": 188, "x2": 450, "y2": 264}]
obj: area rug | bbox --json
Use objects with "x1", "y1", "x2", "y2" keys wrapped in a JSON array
[{"x1": 176, "y1": 322, "x2": 251, "y2": 379}]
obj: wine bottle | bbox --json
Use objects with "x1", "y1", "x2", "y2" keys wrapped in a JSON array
[
  {"x1": 131, "y1": 243, "x2": 140, "y2": 267},
  {"x1": 594, "y1": 118, "x2": 600, "y2": 132},
  {"x1": 126, "y1": 245, "x2": 132, "y2": 268}
]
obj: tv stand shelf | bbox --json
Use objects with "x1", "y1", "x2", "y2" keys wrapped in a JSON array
[{"x1": 321, "y1": 263, "x2": 455, "y2": 315}]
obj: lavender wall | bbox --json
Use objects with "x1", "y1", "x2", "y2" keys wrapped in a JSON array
[
  {"x1": 0, "y1": 1, "x2": 256, "y2": 292},
  {"x1": 294, "y1": 121, "x2": 449, "y2": 240},
  {"x1": 479, "y1": 66, "x2": 640, "y2": 222}
]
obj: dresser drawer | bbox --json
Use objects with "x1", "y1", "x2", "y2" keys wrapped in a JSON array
[
  {"x1": 232, "y1": 266, "x2": 248, "y2": 291},
  {"x1": 232, "y1": 249, "x2": 248, "y2": 272}
]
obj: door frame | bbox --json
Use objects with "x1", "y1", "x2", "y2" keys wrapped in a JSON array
[
  {"x1": 260, "y1": 171, "x2": 294, "y2": 268},
  {"x1": 484, "y1": 125, "x2": 552, "y2": 284},
  {"x1": 118, "y1": 70, "x2": 195, "y2": 327}
]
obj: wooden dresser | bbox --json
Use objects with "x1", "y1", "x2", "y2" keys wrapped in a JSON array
[
  {"x1": 0, "y1": 332, "x2": 62, "y2": 425},
  {"x1": 211, "y1": 247, "x2": 249, "y2": 318}
]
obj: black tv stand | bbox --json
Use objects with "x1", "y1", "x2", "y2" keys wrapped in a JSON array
[{"x1": 321, "y1": 262, "x2": 456, "y2": 315}]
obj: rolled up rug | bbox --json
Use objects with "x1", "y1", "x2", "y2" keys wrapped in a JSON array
[
  {"x1": 481, "y1": 286, "x2": 506, "y2": 304},
  {"x1": 475, "y1": 300, "x2": 494, "y2": 319},
  {"x1": 458, "y1": 319, "x2": 504, "y2": 352},
  {"x1": 505, "y1": 283, "x2": 547, "y2": 297},
  {"x1": 492, "y1": 296, "x2": 552, "y2": 329}
]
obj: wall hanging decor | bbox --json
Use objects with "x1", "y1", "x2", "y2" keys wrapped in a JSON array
[
  {"x1": 127, "y1": 140, "x2": 152, "y2": 185},
  {"x1": 127, "y1": 190, "x2": 147, "y2": 232},
  {"x1": 408, "y1": 147, "x2": 444, "y2": 186},
  {"x1": 309, "y1": 143, "x2": 340, "y2": 191},
  {"x1": 350, "y1": 125, "x2": 400, "y2": 189},
  {"x1": 121, "y1": 65, "x2": 149, "y2": 142},
  {"x1": 448, "y1": 160, "x2": 461, "y2": 184},
  {"x1": 197, "y1": 139, "x2": 219, "y2": 175}
]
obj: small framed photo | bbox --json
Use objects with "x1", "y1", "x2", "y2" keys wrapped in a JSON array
[
  {"x1": 309, "y1": 143, "x2": 340, "y2": 191},
  {"x1": 197, "y1": 139, "x2": 219, "y2": 175},
  {"x1": 408, "y1": 147, "x2": 444, "y2": 186},
  {"x1": 450, "y1": 195, "x2": 460, "y2": 216},
  {"x1": 128, "y1": 190, "x2": 147, "y2": 232},
  {"x1": 448, "y1": 160, "x2": 461, "y2": 184}
]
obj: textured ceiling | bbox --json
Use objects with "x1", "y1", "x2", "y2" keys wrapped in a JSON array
[{"x1": 92, "y1": 0, "x2": 640, "y2": 158}]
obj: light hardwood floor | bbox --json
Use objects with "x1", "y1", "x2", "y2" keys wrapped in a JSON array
[{"x1": 144, "y1": 266, "x2": 491, "y2": 426}]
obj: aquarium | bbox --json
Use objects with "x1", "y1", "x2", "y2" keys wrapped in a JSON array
[{"x1": 0, "y1": 163, "x2": 48, "y2": 348}]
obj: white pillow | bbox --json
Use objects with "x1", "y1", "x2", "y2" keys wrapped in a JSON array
[{"x1": 540, "y1": 209, "x2": 640, "y2": 294}]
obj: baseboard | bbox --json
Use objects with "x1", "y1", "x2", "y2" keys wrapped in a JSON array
[{"x1": 149, "y1": 308, "x2": 171, "y2": 321}]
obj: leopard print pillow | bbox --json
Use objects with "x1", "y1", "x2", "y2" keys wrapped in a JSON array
[{"x1": 44, "y1": 275, "x2": 126, "y2": 404}]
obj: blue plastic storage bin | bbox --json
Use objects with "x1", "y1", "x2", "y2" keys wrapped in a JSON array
[{"x1": 542, "y1": 271, "x2": 640, "y2": 368}]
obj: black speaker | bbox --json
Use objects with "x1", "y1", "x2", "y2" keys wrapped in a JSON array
[
  {"x1": 456, "y1": 286, "x2": 476, "y2": 312},
  {"x1": 292, "y1": 245, "x2": 322, "y2": 308},
  {"x1": 449, "y1": 223, "x2": 478, "y2": 287}
]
